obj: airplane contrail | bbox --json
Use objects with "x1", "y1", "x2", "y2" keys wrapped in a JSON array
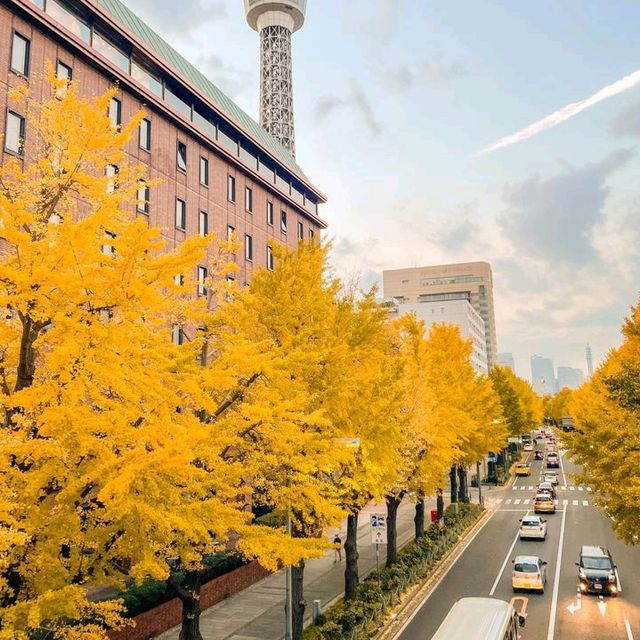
[{"x1": 477, "y1": 68, "x2": 640, "y2": 155}]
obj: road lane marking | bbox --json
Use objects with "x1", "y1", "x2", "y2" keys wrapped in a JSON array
[
  {"x1": 559, "y1": 451, "x2": 567, "y2": 487},
  {"x1": 546, "y1": 506, "x2": 567, "y2": 640},
  {"x1": 489, "y1": 511, "x2": 529, "y2": 596},
  {"x1": 514, "y1": 499, "x2": 521, "y2": 505},
  {"x1": 615, "y1": 568, "x2": 622, "y2": 592},
  {"x1": 390, "y1": 510, "x2": 496, "y2": 639},
  {"x1": 523, "y1": 499, "x2": 530, "y2": 505},
  {"x1": 506, "y1": 499, "x2": 512, "y2": 505},
  {"x1": 528, "y1": 485, "x2": 533, "y2": 490},
  {"x1": 572, "y1": 500, "x2": 578, "y2": 506},
  {"x1": 563, "y1": 499, "x2": 568, "y2": 506},
  {"x1": 578, "y1": 486, "x2": 584, "y2": 491},
  {"x1": 624, "y1": 619, "x2": 634, "y2": 639},
  {"x1": 495, "y1": 498, "x2": 503, "y2": 504},
  {"x1": 587, "y1": 487, "x2": 592, "y2": 492},
  {"x1": 582, "y1": 500, "x2": 589, "y2": 506},
  {"x1": 597, "y1": 596, "x2": 607, "y2": 617},
  {"x1": 561, "y1": 485, "x2": 567, "y2": 490},
  {"x1": 570, "y1": 486, "x2": 575, "y2": 491}
]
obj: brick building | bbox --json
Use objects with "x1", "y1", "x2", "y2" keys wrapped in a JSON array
[{"x1": 1, "y1": 0, "x2": 326, "y2": 293}]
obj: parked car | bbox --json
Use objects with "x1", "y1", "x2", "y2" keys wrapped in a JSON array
[
  {"x1": 514, "y1": 462, "x2": 531, "y2": 476},
  {"x1": 537, "y1": 481, "x2": 557, "y2": 498},
  {"x1": 534, "y1": 450, "x2": 544, "y2": 461},
  {"x1": 543, "y1": 471, "x2": 559, "y2": 486},
  {"x1": 533, "y1": 493, "x2": 556, "y2": 514},
  {"x1": 577, "y1": 546, "x2": 619, "y2": 596},
  {"x1": 512, "y1": 555, "x2": 547, "y2": 593},
  {"x1": 519, "y1": 515, "x2": 547, "y2": 540}
]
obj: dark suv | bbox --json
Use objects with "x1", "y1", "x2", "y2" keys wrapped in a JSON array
[{"x1": 576, "y1": 546, "x2": 619, "y2": 596}]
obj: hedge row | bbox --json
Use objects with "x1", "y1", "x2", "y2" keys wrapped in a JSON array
[{"x1": 303, "y1": 503, "x2": 484, "y2": 640}]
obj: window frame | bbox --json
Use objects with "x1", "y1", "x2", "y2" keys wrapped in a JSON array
[
  {"x1": 266, "y1": 201, "x2": 274, "y2": 226},
  {"x1": 56, "y1": 59, "x2": 72, "y2": 81},
  {"x1": 176, "y1": 140, "x2": 187, "y2": 173},
  {"x1": 227, "y1": 174, "x2": 236, "y2": 203},
  {"x1": 199, "y1": 156, "x2": 209, "y2": 186},
  {"x1": 10, "y1": 32, "x2": 31, "y2": 77},
  {"x1": 175, "y1": 197, "x2": 186, "y2": 231},
  {"x1": 280, "y1": 210, "x2": 287, "y2": 234},
  {"x1": 137, "y1": 181, "x2": 150, "y2": 214},
  {"x1": 139, "y1": 117, "x2": 151, "y2": 151},
  {"x1": 199, "y1": 210, "x2": 209, "y2": 237},
  {"x1": 245, "y1": 186, "x2": 253, "y2": 213},
  {"x1": 197, "y1": 265, "x2": 208, "y2": 297},
  {"x1": 297, "y1": 221, "x2": 304, "y2": 240},
  {"x1": 266, "y1": 245, "x2": 274, "y2": 271},
  {"x1": 108, "y1": 96, "x2": 122, "y2": 128},
  {"x1": 4, "y1": 110, "x2": 26, "y2": 156},
  {"x1": 245, "y1": 233, "x2": 253, "y2": 262},
  {"x1": 227, "y1": 224, "x2": 235, "y2": 243}
]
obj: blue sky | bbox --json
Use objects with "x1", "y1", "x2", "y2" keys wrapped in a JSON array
[{"x1": 126, "y1": 0, "x2": 640, "y2": 380}]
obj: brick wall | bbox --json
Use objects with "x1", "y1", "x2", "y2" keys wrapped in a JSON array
[{"x1": 109, "y1": 561, "x2": 271, "y2": 640}]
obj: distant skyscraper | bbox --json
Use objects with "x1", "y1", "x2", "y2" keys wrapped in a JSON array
[
  {"x1": 498, "y1": 352, "x2": 515, "y2": 372},
  {"x1": 531, "y1": 355, "x2": 556, "y2": 396},
  {"x1": 557, "y1": 366, "x2": 585, "y2": 390},
  {"x1": 586, "y1": 344, "x2": 594, "y2": 376},
  {"x1": 244, "y1": 0, "x2": 307, "y2": 156},
  {"x1": 383, "y1": 262, "x2": 498, "y2": 368}
]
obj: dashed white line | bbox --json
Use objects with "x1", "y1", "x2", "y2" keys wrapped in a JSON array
[
  {"x1": 547, "y1": 507, "x2": 567, "y2": 640},
  {"x1": 624, "y1": 619, "x2": 634, "y2": 640}
]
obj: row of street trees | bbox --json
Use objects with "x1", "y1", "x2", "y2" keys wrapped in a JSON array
[
  {"x1": 564, "y1": 298, "x2": 640, "y2": 544},
  {"x1": 0, "y1": 79, "x2": 540, "y2": 640}
]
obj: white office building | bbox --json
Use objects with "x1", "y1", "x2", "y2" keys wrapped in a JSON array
[{"x1": 385, "y1": 298, "x2": 489, "y2": 374}]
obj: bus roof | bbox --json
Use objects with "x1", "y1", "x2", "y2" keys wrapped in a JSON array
[{"x1": 430, "y1": 597, "x2": 515, "y2": 640}]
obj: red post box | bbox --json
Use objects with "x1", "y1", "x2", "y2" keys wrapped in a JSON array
[{"x1": 430, "y1": 509, "x2": 439, "y2": 522}]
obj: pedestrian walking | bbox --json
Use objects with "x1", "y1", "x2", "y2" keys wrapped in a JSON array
[{"x1": 333, "y1": 534, "x2": 342, "y2": 562}]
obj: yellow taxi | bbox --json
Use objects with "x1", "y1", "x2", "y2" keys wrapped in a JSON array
[
  {"x1": 533, "y1": 493, "x2": 556, "y2": 513},
  {"x1": 514, "y1": 462, "x2": 531, "y2": 477}
]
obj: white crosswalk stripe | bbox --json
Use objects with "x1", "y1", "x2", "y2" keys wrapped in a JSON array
[
  {"x1": 523, "y1": 499, "x2": 530, "y2": 505},
  {"x1": 514, "y1": 499, "x2": 521, "y2": 505},
  {"x1": 496, "y1": 498, "x2": 503, "y2": 504},
  {"x1": 563, "y1": 499, "x2": 568, "y2": 506},
  {"x1": 554, "y1": 499, "x2": 559, "y2": 505},
  {"x1": 570, "y1": 486, "x2": 575, "y2": 491},
  {"x1": 528, "y1": 485, "x2": 533, "y2": 490},
  {"x1": 583, "y1": 500, "x2": 589, "y2": 506},
  {"x1": 587, "y1": 487, "x2": 593, "y2": 492},
  {"x1": 578, "y1": 486, "x2": 584, "y2": 491},
  {"x1": 506, "y1": 499, "x2": 512, "y2": 505},
  {"x1": 572, "y1": 500, "x2": 579, "y2": 506},
  {"x1": 561, "y1": 485, "x2": 567, "y2": 490}
]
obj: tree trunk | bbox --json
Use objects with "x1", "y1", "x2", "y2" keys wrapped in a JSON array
[
  {"x1": 414, "y1": 493, "x2": 425, "y2": 539},
  {"x1": 436, "y1": 488, "x2": 444, "y2": 519},
  {"x1": 291, "y1": 560, "x2": 306, "y2": 640},
  {"x1": 176, "y1": 572, "x2": 203, "y2": 640},
  {"x1": 344, "y1": 511, "x2": 359, "y2": 601},
  {"x1": 457, "y1": 465, "x2": 467, "y2": 503},
  {"x1": 386, "y1": 495, "x2": 401, "y2": 566},
  {"x1": 449, "y1": 466, "x2": 458, "y2": 503},
  {"x1": 15, "y1": 316, "x2": 40, "y2": 392}
]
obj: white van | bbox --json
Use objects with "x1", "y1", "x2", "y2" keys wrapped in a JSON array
[{"x1": 430, "y1": 597, "x2": 525, "y2": 640}]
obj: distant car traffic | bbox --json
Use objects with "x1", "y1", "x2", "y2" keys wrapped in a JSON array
[
  {"x1": 577, "y1": 546, "x2": 619, "y2": 596},
  {"x1": 537, "y1": 481, "x2": 557, "y2": 498},
  {"x1": 543, "y1": 471, "x2": 559, "y2": 486},
  {"x1": 514, "y1": 462, "x2": 531, "y2": 476},
  {"x1": 519, "y1": 515, "x2": 547, "y2": 540},
  {"x1": 523, "y1": 442, "x2": 534, "y2": 451},
  {"x1": 533, "y1": 493, "x2": 556, "y2": 513},
  {"x1": 512, "y1": 555, "x2": 547, "y2": 593},
  {"x1": 546, "y1": 453, "x2": 560, "y2": 468},
  {"x1": 534, "y1": 450, "x2": 544, "y2": 460}
]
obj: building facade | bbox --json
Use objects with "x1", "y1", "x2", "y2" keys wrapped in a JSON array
[
  {"x1": 383, "y1": 262, "x2": 498, "y2": 368},
  {"x1": 557, "y1": 366, "x2": 584, "y2": 391},
  {"x1": 497, "y1": 352, "x2": 515, "y2": 372},
  {"x1": 530, "y1": 355, "x2": 556, "y2": 396},
  {"x1": 1, "y1": 0, "x2": 326, "y2": 294}
]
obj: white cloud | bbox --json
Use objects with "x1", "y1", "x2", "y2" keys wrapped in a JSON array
[{"x1": 477, "y1": 68, "x2": 640, "y2": 155}]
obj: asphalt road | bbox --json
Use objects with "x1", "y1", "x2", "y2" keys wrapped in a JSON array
[{"x1": 394, "y1": 439, "x2": 640, "y2": 640}]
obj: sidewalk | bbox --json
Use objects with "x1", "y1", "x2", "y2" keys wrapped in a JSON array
[{"x1": 159, "y1": 497, "x2": 436, "y2": 640}]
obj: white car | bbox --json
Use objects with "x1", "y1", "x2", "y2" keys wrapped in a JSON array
[
  {"x1": 512, "y1": 555, "x2": 547, "y2": 593},
  {"x1": 519, "y1": 515, "x2": 547, "y2": 540},
  {"x1": 523, "y1": 443, "x2": 534, "y2": 451},
  {"x1": 543, "y1": 472, "x2": 559, "y2": 486}
]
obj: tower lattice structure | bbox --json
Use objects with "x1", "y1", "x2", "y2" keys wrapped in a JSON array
[{"x1": 244, "y1": 1, "x2": 307, "y2": 158}]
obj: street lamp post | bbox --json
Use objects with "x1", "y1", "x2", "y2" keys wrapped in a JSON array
[{"x1": 476, "y1": 460, "x2": 483, "y2": 506}]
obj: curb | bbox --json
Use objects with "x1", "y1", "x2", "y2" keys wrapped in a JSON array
[{"x1": 373, "y1": 508, "x2": 494, "y2": 640}]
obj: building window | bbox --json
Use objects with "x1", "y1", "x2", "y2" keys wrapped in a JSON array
[
  {"x1": 4, "y1": 111, "x2": 25, "y2": 156},
  {"x1": 92, "y1": 30, "x2": 129, "y2": 73},
  {"x1": 297, "y1": 221, "x2": 304, "y2": 240},
  {"x1": 171, "y1": 324, "x2": 183, "y2": 345},
  {"x1": 175, "y1": 198, "x2": 186, "y2": 230},
  {"x1": 197, "y1": 266, "x2": 207, "y2": 297},
  {"x1": 108, "y1": 97, "x2": 122, "y2": 128},
  {"x1": 101, "y1": 230, "x2": 116, "y2": 256},
  {"x1": 227, "y1": 224, "x2": 235, "y2": 243},
  {"x1": 266, "y1": 201, "x2": 274, "y2": 226},
  {"x1": 137, "y1": 181, "x2": 149, "y2": 214},
  {"x1": 227, "y1": 175, "x2": 236, "y2": 202},
  {"x1": 309, "y1": 228, "x2": 315, "y2": 240},
  {"x1": 46, "y1": 0, "x2": 91, "y2": 43},
  {"x1": 139, "y1": 118, "x2": 151, "y2": 151},
  {"x1": 280, "y1": 210, "x2": 287, "y2": 234},
  {"x1": 245, "y1": 234, "x2": 253, "y2": 262},
  {"x1": 10, "y1": 33, "x2": 30, "y2": 76},
  {"x1": 174, "y1": 274, "x2": 184, "y2": 286},
  {"x1": 56, "y1": 59, "x2": 72, "y2": 81},
  {"x1": 266, "y1": 245, "x2": 274, "y2": 271},
  {"x1": 245, "y1": 186, "x2": 253, "y2": 213},
  {"x1": 200, "y1": 156, "x2": 209, "y2": 186},
  {"x1": 106, "y1": 164, "x2": 118, "y2": 193},
  {"x1": 176, "y1": 141, "x2": 187, "y2": 172},
  {"x1": 199, "y1": 210, "x2": 208, "y2": 237}
]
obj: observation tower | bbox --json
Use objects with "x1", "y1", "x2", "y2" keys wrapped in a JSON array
[{"x1": 243, "y1": 0, "x2": 307, "y2": 157}]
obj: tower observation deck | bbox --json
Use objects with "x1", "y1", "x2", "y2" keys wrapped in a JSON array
[{"x1": 244, "y1": 0, "x2": 307, "y2": 157}]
